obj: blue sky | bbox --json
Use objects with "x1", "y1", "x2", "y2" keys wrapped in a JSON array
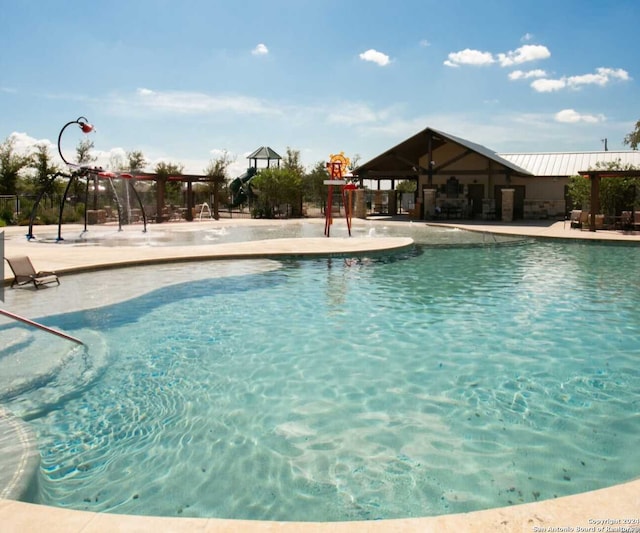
[{"x1": 1, "y1": 0, "x2": 638, "y2": 177}]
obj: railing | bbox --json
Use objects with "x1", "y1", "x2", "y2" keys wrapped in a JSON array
[{"x1": 0, "y1": 308, "x2": 83, "y2": 345}]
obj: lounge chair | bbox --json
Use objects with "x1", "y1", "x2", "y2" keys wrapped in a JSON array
[{"x1": 5, "y1": 256, "x2": 60, "y2": 289}]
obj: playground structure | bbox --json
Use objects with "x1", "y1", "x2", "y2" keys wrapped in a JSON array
[
  {"x1": 324, "y1": 152, "x2": 356, "y2": 237},
  {"x1": 228, "y1": 147, "x2": 282, "y2": 209}
]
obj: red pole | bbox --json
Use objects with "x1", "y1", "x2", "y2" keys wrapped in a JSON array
[{"x1": 324, "y1": 184, "x2": 333, "y2": 236}]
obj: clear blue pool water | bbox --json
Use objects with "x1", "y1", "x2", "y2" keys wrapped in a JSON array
[{"x1": 4, "y1": 231, "x2": 640, "y2": 521}]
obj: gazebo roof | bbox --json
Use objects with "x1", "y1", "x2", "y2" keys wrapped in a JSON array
[{"x1": 247, "y1": 146, "x2": 282, "y2": 160}]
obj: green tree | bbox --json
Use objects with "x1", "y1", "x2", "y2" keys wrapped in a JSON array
[
  {"x1": 0, "y1": 135, "x2": 31, "y2": 195},
  {"x1": 127, "y1": 150, "x2": 147, "y2": 172},
  {"x1": 31, "y1": 143, "x2": 61, "y2": 194},
  {"x1": 76, "y1": 139, "x2": 96, "y2": 166},
  {"x1": 154, "y1": 161, "x2": 184, "y2": 221},
  {"x1": 396, "y1": 180, "x2": 417, "y2": 193},
  {"x1": 568, "y1": 159, "x2": 640, "y2": 214},
  {"x1": 303, "y1": 161, "x2": 329, "y2": 204},
  {"x1": 251, "y1": 167, "x2": 302, "y2": 218},
  {"x1": 282, "y1": 147, "x2": 305, "y2": 176},
  {"x1": 623, "y1": 119, "x2": 640, "y2": 150},
  {"x1": 204, "y1": 150, "x2": 233, "y2": 180},
  {"x1": 204, "y1": 151, "x2": 235, "y2": 219},
  {"x1": 74, "y1": 138, "x2": 97, "y2": 208}
]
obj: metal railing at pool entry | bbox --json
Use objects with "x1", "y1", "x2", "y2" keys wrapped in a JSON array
[{"x1": 0, "y1": 308, "x2": 83, "y2": 345}]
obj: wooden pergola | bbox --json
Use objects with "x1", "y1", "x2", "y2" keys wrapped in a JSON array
[
  {"x1": 121, "y1": 171, "x2": 226, "y2": 222},
  {"x1": 578, "y1": 169, "x2": 640, "y2": 231}
]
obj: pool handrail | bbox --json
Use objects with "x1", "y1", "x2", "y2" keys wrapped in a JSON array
[{"x1": 0, "y1": 308, "x2": 84, "y2": 345}]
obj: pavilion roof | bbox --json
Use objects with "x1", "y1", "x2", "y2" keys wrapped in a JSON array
[{"x1": 247, "y1": 146, "x2": 282, "y2": 160}]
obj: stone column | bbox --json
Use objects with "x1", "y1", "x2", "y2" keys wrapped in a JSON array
[
  {"x1": 423, "y1": 188, "x2": 436, "y2": 219},
  {"x1": 353, "y1": 188, "x2": 367, "y2": 219},
  {"x1": 501, "y1": 188, "x2": 515, "y2": 222}
]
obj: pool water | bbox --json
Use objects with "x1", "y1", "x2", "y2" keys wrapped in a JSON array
[{"x1": 4, "y1": 238, "x2": 640, "y2": 521}]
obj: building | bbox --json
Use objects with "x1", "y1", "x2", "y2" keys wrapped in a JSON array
[{"x1": 354, "y1": 127, "x2": 640, "y2": 220}]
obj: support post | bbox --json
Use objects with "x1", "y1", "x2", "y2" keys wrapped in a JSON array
[{"x1": 589, "y1": 173, "x2": 600, "y2": 232}]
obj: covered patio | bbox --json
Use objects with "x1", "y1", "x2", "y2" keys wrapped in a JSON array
[{"x1": 354, "y1": 127, "x2": 533, "y2": 221}]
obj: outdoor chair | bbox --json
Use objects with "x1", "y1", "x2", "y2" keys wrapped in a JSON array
[
  {"x1": 5, "y1": 256, "x2": 60, "y2": 289},
  {"x1": 569, "y1": 210, "x2": 582, "y2": 229}
]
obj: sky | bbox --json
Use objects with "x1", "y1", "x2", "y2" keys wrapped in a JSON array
[{"x1": 1, "y1": 0, "x2": 638, "y2": 178}]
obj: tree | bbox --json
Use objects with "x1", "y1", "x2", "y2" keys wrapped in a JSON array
[
  {"x1": 204, "y1": 151, "x2": 235, "y2": 219},
  {"x1": 396, "y1": 180, "x2": 417, "y2": 193},
  {"x1": 127, "y1": 150, "x2": 147, "y2": 172},
  {"x1": 31, "y1": 143, "x2": 61, "y2": 194},
  {"x1": 623, "y1": 119, "x2": 640, "y2": 150},
  {"x1": 76, "y1": 139, "x2": 97, "y2": 166},
  {"x1": 282, "y1": 146, "x2": 305, "y2": 176},
  {"x1": 251, "y1": 167, "x2": 302, "y2": 218},
  {"x1": 568, "y1": 159, "x2": 640, "y2": 214},
  {"x1": 0, "y1": 135, "x2": 31, "y2": 195},
  {"x1": 348, "y1": 153, "x2": 361, "y2": 172},
  {"x1": 303, "y1": 161, "x2": 329, "y2": 204},
  {"x1": 154, "y1": 161, "x2": 184, "y2": 222},
  {"x1": 204, "y1": 150, "x2": 233, "y2": 180},
  {"x1": 75, "y1": 138, "x2": 97, "y2": 208}
]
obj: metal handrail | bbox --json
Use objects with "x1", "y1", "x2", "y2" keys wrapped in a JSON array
[{"x1": 0, "y1": 308, "x2": 83, "y2": 345}]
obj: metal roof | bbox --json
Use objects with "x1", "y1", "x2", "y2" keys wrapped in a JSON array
[
  {"x1": 247, "y1": 146, "x2": 282, "y2": 160},
  {"x1": 355, "y1": 127, "x2": 532, "y2": 177},
  {"x1": 498, "y1": 151, "x2": 640, "y2": 177}
]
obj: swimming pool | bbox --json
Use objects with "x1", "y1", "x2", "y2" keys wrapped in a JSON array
[{"x1": 2, "y1": 230, "x2": 640, "y2": 521}]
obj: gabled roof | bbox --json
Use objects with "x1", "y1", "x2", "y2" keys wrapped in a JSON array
[
  {"x1": 498, "y1": 151, "x2": 640, "y2": 177},
  {"x1": 247, "y1": 146, "x2": 282, "y2": 160},
  {"x1": 355, "y1": 127, "x2": 532, "y2": 177}
]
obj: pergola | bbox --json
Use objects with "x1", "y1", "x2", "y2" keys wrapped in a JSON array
[
  {"x1": 104, "y1": 171, "x2": 226, "y2": 223},
  {"x1": 578, "y1": 169, "x2": 640, "y2": 231}
]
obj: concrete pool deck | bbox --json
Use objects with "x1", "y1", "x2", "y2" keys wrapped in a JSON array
[{"x1": 1, "y1": 217, "x2": 639, "y2": 532}]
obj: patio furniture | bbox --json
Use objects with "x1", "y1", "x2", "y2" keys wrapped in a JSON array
[{"x1": 5, "y1": 256, "x2": 60, "y2": 289}]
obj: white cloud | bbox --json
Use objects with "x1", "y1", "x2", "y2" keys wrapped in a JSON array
[
  {"x1": 497, "y1": 44, "x2": 551, "y2": 67},
  {"x1": 521, "y1": 33, "x2": 534, "y2": 42},
  {"x1": 359, "y1": 49, "x2": 391, "y2": 66},
  {"x1": 135, "y1": 87, "x2": 282, "y2": 115},
  {"x1": 8, "y1": 132, "x2": 51, "y2": 155},
  {"x1": 597, "y1": 67, "x2": 630, "y2": 81},
  {"x1": 444, "y1": 48, "x2": 494, "y2": 67},
  {"x1": 555, "y1": 109, "x2": 605, "y2": 124},
  {"x1": 509, "y1": 69, "x2": 547, "y2": 80},
  {"x1": 567, "y1": 67, "x2": 630, "y2": 88},
  {"x1": 531, "y1": 78, "x2": 567, "y2": 92},
  {"x1": 419, "y1": 39, "x2": 431, "y2": 47},
  {"x1": 251, "y1": 43, "x2": 269, "y2": 56},
  {"x1": 531, "y1": 67, "x2": 630, "y2": 92}
]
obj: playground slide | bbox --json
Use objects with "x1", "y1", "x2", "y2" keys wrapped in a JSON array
[{"x1": 229, "y1": 167, "x2": 257, "y2": 207}]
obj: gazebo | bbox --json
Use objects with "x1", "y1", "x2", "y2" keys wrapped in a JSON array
[{"x1": 247, "y1": 146, "x2": 282, "y2": 169}]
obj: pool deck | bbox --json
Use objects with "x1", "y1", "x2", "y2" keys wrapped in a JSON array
[{"x1": 1, "y1": 217, "x2": 640, "y2": 532}]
